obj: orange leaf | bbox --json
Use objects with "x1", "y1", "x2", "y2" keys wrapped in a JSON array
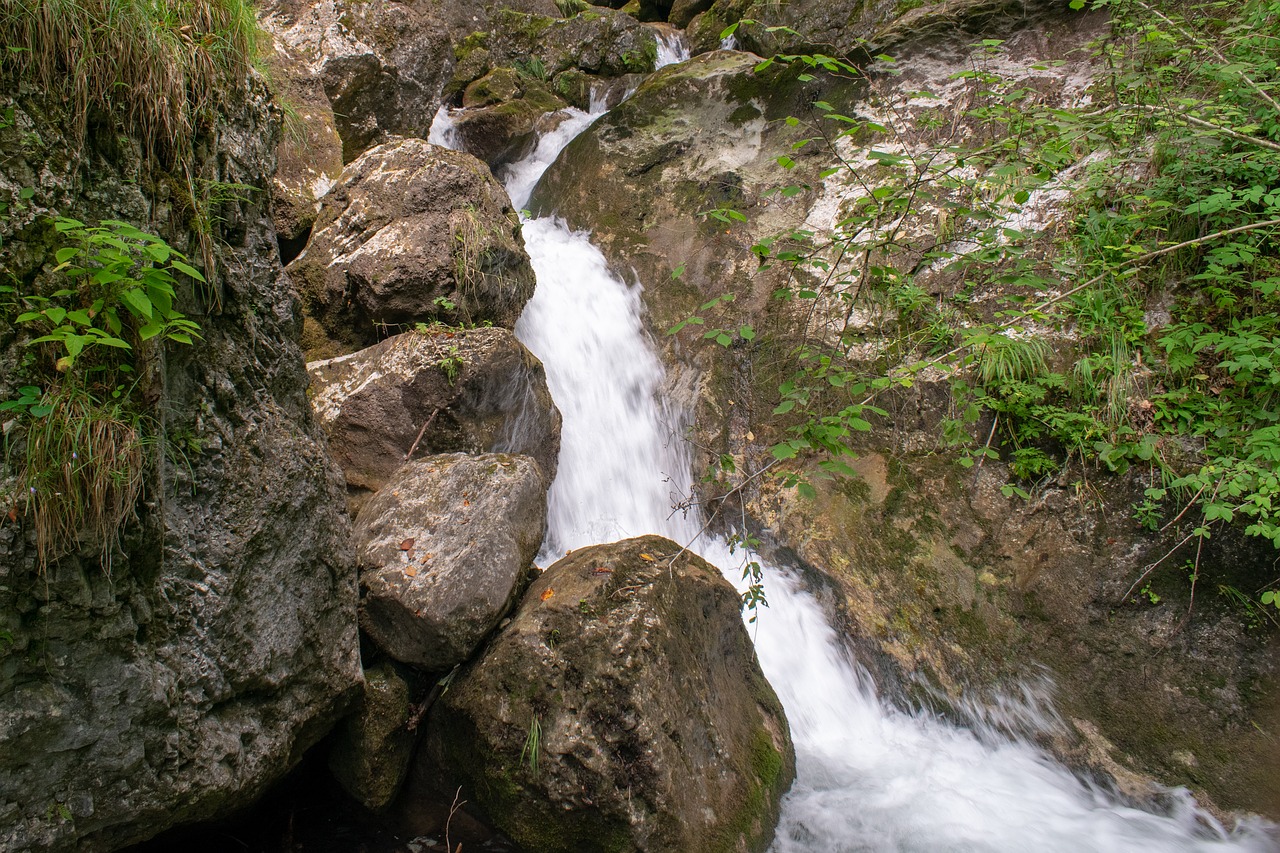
[
  {"x1": 405, "y1": 567, "x2": 418, "y2": 577},
  {"x1": 399, "y1": 537, "x2": 415, "y2": 551},
  {"x1": 540, "y1": 588, "x2": 555, "y2": 601},
  {"x1": 639, "y1": 553, "x2": 655, "y2": 562}
]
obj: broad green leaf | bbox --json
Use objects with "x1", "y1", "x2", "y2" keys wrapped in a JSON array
[{"x1": 171, "y1": 260, "x2": 205, "y2": 282}]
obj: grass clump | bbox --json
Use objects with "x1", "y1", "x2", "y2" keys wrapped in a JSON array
[
  {"x1": 0, "y1": 0, "x2": 258, "y2": 161},
  {"x1": 20, "y1": 383, "x2": 148, "y2": 572}
]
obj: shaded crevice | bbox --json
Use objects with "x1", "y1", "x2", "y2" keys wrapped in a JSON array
[{"x1": 276, "y1": 223, "x2": 312, "y2": 267}]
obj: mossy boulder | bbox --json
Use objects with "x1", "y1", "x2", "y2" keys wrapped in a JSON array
[
  {"x1": 685, "y1": 0, "x2": 1042, "y2": 57},
  {"x1": 420, "y1": 535, "x2": 795, "y2": 852},
  {"x1": 444, "y1": 9, "x2": 659, "y2": 102},
  {"x1": 669, "y1": 0, "x2": 715, "y2": 27},
  {"x1": 328, "y1": 661, "x2": 424, "y2": 811},
  {"x1": 453, "y1": 72, "x2": 570, "y2": 168},
  {"x1": 287, "y1": 139, "x2": 535, "y2": 353}
]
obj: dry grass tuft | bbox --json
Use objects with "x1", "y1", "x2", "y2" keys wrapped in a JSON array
[
  {"x1": 0, "y1": 0, "x2": 258, "y2": 160},
  {"x1": 22, "y1": 383, "x2": 148, "y2": 572}
]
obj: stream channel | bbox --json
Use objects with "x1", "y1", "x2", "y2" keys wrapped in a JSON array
[{"x1": 430, "y1": 40, "x2": 1278, "y2": 853}]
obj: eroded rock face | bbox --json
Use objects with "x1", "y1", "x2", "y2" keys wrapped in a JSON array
[
  {"x1": 531, "y1": 49, "x2": 863, "y2": 336},
  {"x1": 307, "y1": 328, "x2": 561, "y2": 510},
  {"x1": 288, "y1": 140, "x2": 536, "y2": 355},
  {"x1": 260, "y1": 39, "x2": 344, "y2": 254},
  {"x1": 750, "y1": 451, "x2": 1280, "y2": 817},
  {"x1": 0, "y1": 84, "x2": 361, "y2": 851},
  {"x1": 259, "y1": 0, "x2": 454, "y2": 162},
  {"x1": 353, "y1": 454, "x2": 548, "y2": 670},
  {"x1": 420, "y1": 535, "x2": 795, "y2": 853}
]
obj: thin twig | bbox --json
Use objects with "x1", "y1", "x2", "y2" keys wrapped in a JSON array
[
  {"x1": 1130, "y1": 103, "x2": 1280, "y2": 154},
  {"x1": 405, "y1": 405, "x2": 445, "y2": 460},
  {"x1": 1121, "y1": 531, "x2": 1195, "y2": 603},
  {"x1": 976, "y1": 414, "x2": 998, "y2": 469},
  {"x1": 1133, "y1": 0, "x2": 1280, "y2": 115},
  {"x1": 1186, "y1": 531, "x2": 1205, "y2": 617},
  {"x1": 1159, "y1": 481, "x2": 1210, "y2": 533},
  {"x1": 444, "y1": 787, "x2": 465, "y2": 853}
]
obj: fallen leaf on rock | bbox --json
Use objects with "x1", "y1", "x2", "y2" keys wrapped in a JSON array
[
  {"x1": 400, "y1": 538, "x2": 415, "y2": 551},
  {"x1": 405, "y1": 567, "x2": 418, "y2": 577},
  {"x1": 420, "y1": 553, "x2": 433, "y2": 563},
  {"x1": 540, "y1": 588, "x2": 555, "y2": 601},
  {"x1": 592, "y1": 566, "x2": 613, "y2": 575},
  {"x1": 639, "y1": 553, "x2": 655, "y2": 562}
]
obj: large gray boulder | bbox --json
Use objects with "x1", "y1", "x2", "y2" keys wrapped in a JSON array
[
  {"x1": 420, "y1": 535, "x2": 795, "y2": 853},
  {"x1": 0, "y1": 83, "x2": 362, "y2": 851},
  {"x1": 288, "y1": 139, "x2": 537, "y2": 356},
  {"x1": 259, "y1": 0, "x2": 454, "y2": 162},
  {"x1": 308, "y1": 328, "x2": 561, "y2": 510},
  {"x1": 353, "y1": 454, "x2": 548, "y2": 670}
]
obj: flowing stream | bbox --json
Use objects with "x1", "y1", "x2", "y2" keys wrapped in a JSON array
[{"x1": 429, "y1": 62, "x2": 1277, "y2": 853}]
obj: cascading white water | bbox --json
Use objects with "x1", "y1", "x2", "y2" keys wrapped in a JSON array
[
  {"x1": 428, "y1": 104, "x2": 463, "y2": 149},
  {"x1": 655, "y1": 29, "x2": 692, "y2": 67},
  {"x1": 436, "y1": 83, "x2": 1279, "y2": 853}
]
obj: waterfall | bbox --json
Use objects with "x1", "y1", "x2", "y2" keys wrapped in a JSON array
[
  {"x1": 434, "y1": 96, "x2": 1278, "y2": 853},
  {"x1": 427, "y1": 104, "x2": 463, "y2": 149},
  {"x1": 655, "y1": 28, "x2": 691, "y2": 68}
]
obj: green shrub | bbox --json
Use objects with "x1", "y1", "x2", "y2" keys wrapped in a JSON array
[{"x1": 3, "y1": 217, "x2": 203, "y2": 569}]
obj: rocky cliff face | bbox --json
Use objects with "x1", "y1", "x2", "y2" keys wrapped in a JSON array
[{"x1": 0, "y1": 80, "x2": 362, "y2": 851}]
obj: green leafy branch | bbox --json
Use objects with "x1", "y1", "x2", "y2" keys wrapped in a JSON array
[{"x1": 4, "y1": 217, "x2": 204, "y2": 570}]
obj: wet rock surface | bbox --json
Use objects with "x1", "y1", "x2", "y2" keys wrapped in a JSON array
[
  {"x1": 421, "y1": 535, "x2": 795, "y2": 853},
  {"x1": 259, "y1": 0, "x2": 454, "y2": 162},
  {"x1": 307, "y1": 328, "x2": 561, "y2": 511},
  {"x1": 328, "y1": 660, "x2": 424, "y2": 812},
  {"x1": 0, "y1": 84, "x2": 362, "y2": 852}
]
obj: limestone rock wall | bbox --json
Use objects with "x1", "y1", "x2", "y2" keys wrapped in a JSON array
[{"x1": 0, "y1": 81, "x2": 362, "y2": 851}]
